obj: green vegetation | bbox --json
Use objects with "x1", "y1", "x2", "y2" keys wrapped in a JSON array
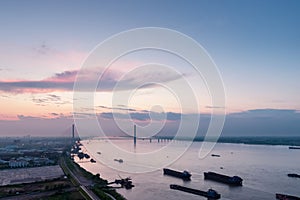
[
  {"x1": 100, "y1": 188, "x2": 127, "y2": 200},
  {"x1": 91, "y1": 185, "x2": 127, "y2": 200},
  {"x1": 92, "y1": 187, "x2": 113, "y2": 200},
  {"x1": 0, "y1": 179, "x2": 73, "y2": 198},
  {"x1": 78, "y1": 187, "x2": 93, "y2": 200},
  {"x1": 41, "y1": 190, "x2": 86, "y2": 200}
]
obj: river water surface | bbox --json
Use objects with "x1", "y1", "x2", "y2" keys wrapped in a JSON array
[{"x1": 76, "y1": 139, "x2": 300, "y2": 200}]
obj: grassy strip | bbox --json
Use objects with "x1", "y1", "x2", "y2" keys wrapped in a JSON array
[
  {"x1": 78, "y1": 187, "x2": 93, "y2": 200},
  {"x1": 41, "y1": 190, "x2": 86, "y2": 200},
  {"x1": 59, "y1": 158, "x2": 79, "y2": 187},
  {"x1": 92, "y1": 187, "x2": 113, "y2": 200},
  {"x1": 100, "y1": 188, "x2": 126, "y2": 200}
]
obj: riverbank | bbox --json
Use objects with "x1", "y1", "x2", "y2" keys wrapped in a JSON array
[{"x1": 65, "y1": 149, "x2": 126, "y2": 200}]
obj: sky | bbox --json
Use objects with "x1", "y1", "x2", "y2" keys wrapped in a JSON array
[{"x1": 0, "y1": 0, "x2": 299, "y2": 137}]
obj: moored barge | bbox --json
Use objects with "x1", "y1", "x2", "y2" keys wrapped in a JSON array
[
  {"x1": 170, "y1": 184, "x2": 221, "y2": 199},
  {"x1": 204, "y1": 171, "x2": 243, "y2": 186},
  {"x1": 163, "y1": 168, "x2": 191, "y2": 180}
]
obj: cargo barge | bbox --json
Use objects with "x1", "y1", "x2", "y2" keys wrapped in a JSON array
[
  {"x1": 288, "y1": 173, "x2": 300, "y2": 178},
  {"x1": 170, "y1": 184, "x2": 220, "y2": 199},
  {"x1": 289, "y1": 146, "x2": 300, "y2": 150},
  {"x1": 163, "y1": 168, "x2": 191, "y2": 180},
  {"x1": 204, "y1": 171, "x2": 243, "y2": 186},
  {"x1": 276, "y1": 193, "x2": 300, "y2": 200}
]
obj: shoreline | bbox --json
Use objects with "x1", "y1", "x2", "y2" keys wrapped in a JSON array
[
  {"x1": 66, "y1": 154, "x2": 126, "y2": 200},
  {"x1": 85, "y1": 136, "x2": 300, "y2": 147}
]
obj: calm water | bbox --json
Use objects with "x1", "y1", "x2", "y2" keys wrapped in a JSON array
[{"x1": 76, "y1": 139, "x2": 300, "y2": 200}]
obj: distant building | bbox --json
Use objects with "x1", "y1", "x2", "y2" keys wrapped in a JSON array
[
  {"x1": 9, "y1": 158, "x2": 29, "y2": 168},
  {"x1": 0, "y1": 159, "x2": 8, "y2": 164},
  {"x1": 33, "y1": 157, "x2": 55, "y2": 166}
]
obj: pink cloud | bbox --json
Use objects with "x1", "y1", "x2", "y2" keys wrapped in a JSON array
[
  {"x1": 0, "y1": 65, "x2": 183, "y2": 93},
  {"x1": 46, "y1": 70, "x2": 78, "y2": 82}
]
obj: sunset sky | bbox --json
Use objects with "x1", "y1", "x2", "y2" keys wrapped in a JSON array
[{"x1": 0, "y1": 1, "x2": 299, "y2": 137}]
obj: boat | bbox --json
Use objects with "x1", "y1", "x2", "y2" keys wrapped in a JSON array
[
  {"x1": 77, "y1": 152, "x2": 84, "y2": 159},
  {"x1": 170, "y1": 184, "x2": 220, "y2": 199},
  {"x1": 211, "y1": 154, "x2": 220, "y2": 157},
  {"x1": 114, "y1": 159, "x2": 123, "y2": 163},
  {"x1": 108, "y1": 177, "x2": 135, "y2": 189},
  {"x1": 276, "y1": 193, "x2": 300, "y2": 200},
  {"x1": 288, "y1": 173, "x2": 300, "y2": 178},
  {"x1": 163, "y1": 168, "x2": 191, "y2": 180},
  {"x1": 204, "y1": 171, "x2": 243, "y2": 186},
  {"x1": 289, "y1": 146, "x2": 300, "y2": 150}
]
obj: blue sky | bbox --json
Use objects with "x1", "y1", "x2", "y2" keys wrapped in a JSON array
[{"x1": 0, "y1": 0, "x2": 299, "y2": 136}]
